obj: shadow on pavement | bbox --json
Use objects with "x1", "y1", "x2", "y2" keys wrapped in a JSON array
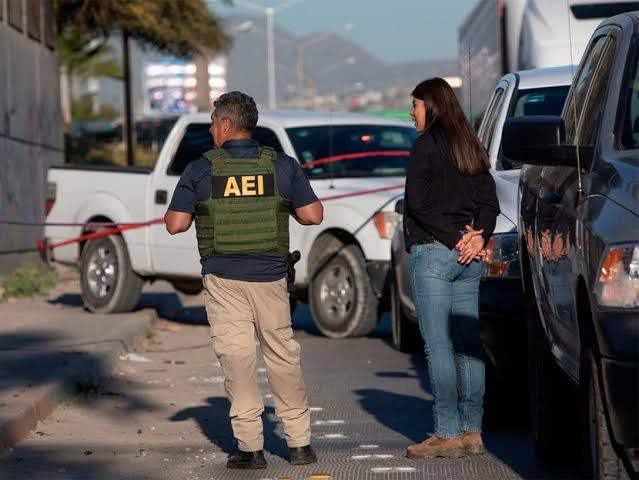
[
  {"x1": 48, "y1": 291, "x2": 210, "y2": 326},
  {"x1": 0, "y1": 331, "x2": 158, "y2": 417},
  {"x1": 169, "y1": 397, "x2": 289, "y2": 461},
  {"x1": 48, "y1": 293, "x2": 84, "y2": 308},
  {"x1": 138, "y1": 292, "x2": 208, "y2": 325},
  {"x1": 0, "y1": 445, "x2": 150, "y2": 480},
  {"x1": 355, "y1": 388, "x2": 433, "y2": 443},
  {"x1": 0, "y1": 331, "x2": 69, "y2": 394},
  {"x1": 49, "y1": 289, "x2": 391, "y2": 345}
]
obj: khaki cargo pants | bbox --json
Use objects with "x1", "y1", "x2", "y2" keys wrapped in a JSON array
[{"x1": 203, "y1": 274, "x2": 310, "y2": 452}]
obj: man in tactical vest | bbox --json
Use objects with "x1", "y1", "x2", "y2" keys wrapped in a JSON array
[{"x1": 164, "y1": 91, "x2": 323, "y2": 470}]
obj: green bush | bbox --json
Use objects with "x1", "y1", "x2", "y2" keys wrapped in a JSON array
[{"x1": 1, "y1": 264, "x2": 57, "y2": 300}]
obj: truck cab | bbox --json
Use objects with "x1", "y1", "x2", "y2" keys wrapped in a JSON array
[{"x1": 503, "y1": 12, "x2": 639, "y2": 479}]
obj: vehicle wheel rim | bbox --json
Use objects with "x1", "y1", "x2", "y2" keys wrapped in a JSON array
[
  {"x1": 87, "y1": 246, "x2": 117, "y2": 299},
  {"x1": 318, "y1": 264, "x2": 355, "y2": 329}
]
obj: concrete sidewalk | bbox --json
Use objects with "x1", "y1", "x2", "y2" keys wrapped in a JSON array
[{"x1": 0, "y1": 275, "x2": 159, "y2": 450}]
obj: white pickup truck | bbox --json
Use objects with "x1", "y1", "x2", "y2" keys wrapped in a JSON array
[{"x1": 45, "y1": 111, "x2": 417, "y2": 338}]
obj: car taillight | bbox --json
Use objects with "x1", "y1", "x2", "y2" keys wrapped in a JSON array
[
  {"x1": 373, "y1": 211, "x2": 401, "y2": 239},
  {"x1": 45, "y1": 181, "x2": 56, "y2": 216},
  {"x1": 482, "y1": 233, "x2": 520, "y2": 278}
]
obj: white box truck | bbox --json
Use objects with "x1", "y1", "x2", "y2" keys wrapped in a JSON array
[{"x1": 458, "y1": 0, "x2": 638, "y2": 120}]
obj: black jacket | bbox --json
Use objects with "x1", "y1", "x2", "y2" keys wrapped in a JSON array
[{"x1": 403, "y1": 125, "x2": 500, "y2": 251}]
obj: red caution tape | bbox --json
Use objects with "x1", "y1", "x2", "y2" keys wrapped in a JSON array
[
  {"x1": 35, "y1": 219, "x2": 164, "y2": 252},
  {"x1": 3, "y1": 150, "x2": 409, "y2": 253},
  {"x1": 302, "y1": 150, "x2": 409, "y2": 169}
]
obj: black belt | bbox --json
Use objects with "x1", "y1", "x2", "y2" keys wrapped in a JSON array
[{"x1": 410, "y1": 238, "x2": 435, "y2": 248}]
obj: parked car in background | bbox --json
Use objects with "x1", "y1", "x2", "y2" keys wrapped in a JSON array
[
  {"x1": 390, "y1": 66, "x2": 574, "y2": 397},
  {"x1": 502, "y1": 12, "x2": 639, "y2": 479},
  {"x1": 45, "y1": 111, "x2": 417, "y2": 338}
]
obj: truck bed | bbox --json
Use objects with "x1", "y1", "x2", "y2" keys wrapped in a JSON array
[{"x1": 45, "y1": 167, "x2": 152, "y2": 272}]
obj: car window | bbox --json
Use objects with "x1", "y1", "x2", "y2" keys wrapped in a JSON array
[
  {"x1": 253, "y1": 126, "x2": 284, "y2": 152},
  {"x1": 564, "y1": 36, "x2": 607, "y2": 144},
  {"x1": 167, "y1": 123, "x2": 213, "y2": 176},
  {"x1": 619, "y1": 41, "x2": 639, "y2": 151},
  {"x1": 576, "y1": 36, "x2": 617, "y2": 145},
  {"x1": 285, "y1": 125, "x2": 418, "y2": 179},
  {"x1": 480, "y1": 88, "x2": 506, "y2": 151}
]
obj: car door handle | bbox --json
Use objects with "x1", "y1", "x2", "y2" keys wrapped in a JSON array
[{"x1": 155, "y1": 189, "x2": 168, "y2": 205}]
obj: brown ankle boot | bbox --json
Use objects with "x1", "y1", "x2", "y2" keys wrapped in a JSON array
[
  {"x1": 461, "y1": 432, "x2": 484, "y2": 455},
  {"x1": 406, "y1": 435, "x2": 465, "y2": 459}
]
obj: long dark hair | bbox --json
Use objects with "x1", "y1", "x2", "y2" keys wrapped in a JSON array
[{"x1": 412, "y1": 78, "x2": 489, "y2": 176}]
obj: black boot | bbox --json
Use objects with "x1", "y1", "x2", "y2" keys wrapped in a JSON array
[
  {"x1": 289, "y1": 445, "x2": 318, "y2": 465},
  {"x1": 226, "y1": 450, "x2": 267, "y2": 469}
]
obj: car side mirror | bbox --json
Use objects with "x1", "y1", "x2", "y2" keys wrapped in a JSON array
[
  {"x1": 502, "y1": 116, "x2": 593, "y2": 168},
  {"x1": 395, "y1": 199, "x2": 404, "y2": 215}
]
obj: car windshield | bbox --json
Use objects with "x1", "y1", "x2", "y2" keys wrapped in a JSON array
[
  {"x1": 286, "y1": 125, "x2": 418, "y2": 179},
  {"x1": 496, "y1": 85, "x2": 571, "y2": 170}
]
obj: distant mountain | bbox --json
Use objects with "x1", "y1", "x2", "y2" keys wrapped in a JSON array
[
  {"x1": 225, "y1": 16, "x2": 457, "y2": 105},
  {"x1": 88, "y1": 16, "x2": 458, "y2": 114}
]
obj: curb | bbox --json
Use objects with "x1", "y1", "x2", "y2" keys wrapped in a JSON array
[{"x1": 0, "y1": 308, "x2": 158, "y2": 451}]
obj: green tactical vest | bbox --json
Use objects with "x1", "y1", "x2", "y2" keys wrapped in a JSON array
[{"x1": 194, "y1": 146, "x2": 291, "y2": 258}]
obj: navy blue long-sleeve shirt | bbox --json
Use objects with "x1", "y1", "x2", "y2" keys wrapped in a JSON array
[{"x1": 168, "y1": 138, "x2": 318, "y2": 281}]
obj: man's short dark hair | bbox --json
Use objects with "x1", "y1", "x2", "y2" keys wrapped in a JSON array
[{"x1": 213, "y1": 91, "x2": 259, "y2": 132}]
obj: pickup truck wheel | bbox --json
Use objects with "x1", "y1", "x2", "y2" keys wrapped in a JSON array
[
  {"x1": 586, "y1": 353, "x2": 630, "y2": 480},
  {"x1": 309, "y1": 239, "x2": 378, "y2": 338},
  {"x1": 80, "y1": 234, "x2": 143, "y2": 313},
  {"x1": 390, "y1": 273, "x2": 421, "y2": 352},
  {"x1": 527, "y1": 291, "x2": 577, "y2": 462}
]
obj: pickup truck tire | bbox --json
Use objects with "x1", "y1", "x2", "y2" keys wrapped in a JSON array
[
  {"x1": 527, "y1": 291, "x2": 577, "y2": 462},
  {"x1": 80, "y1": 234, "x2": 143, "y2": 313},
  {"x1": 586, "y1": 353, "x2": 631, "y2": 480},
  {"x1": 390, "y1": 273, "x2": 421, "y2": 352},
  {"x1": 309, "y1": 237, "x2": 378, "y2": 338}
]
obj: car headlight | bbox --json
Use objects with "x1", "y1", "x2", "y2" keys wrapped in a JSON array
[
  {"x1": 483, "y1": 233, "x2": 520, "y2": 278},
  {"x1": 595, "y1": 244, "x2": 639, "y2": 308},
  {"x1": 373, "y1": 211, "x2": 401, "y2": 239}
]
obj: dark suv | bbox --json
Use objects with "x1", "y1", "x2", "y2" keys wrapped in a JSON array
[{"x1": 503, "y1": 12, "x2": 639, "y2": 480}]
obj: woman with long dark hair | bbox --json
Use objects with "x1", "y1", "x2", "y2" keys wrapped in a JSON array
[{"x1": 403, "y1": 78, "x2": 499, "y2": 459}]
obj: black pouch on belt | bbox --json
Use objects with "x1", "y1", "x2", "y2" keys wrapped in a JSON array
[{"x1": 287, "y1": 250, "x2": 301, "y2": 292}]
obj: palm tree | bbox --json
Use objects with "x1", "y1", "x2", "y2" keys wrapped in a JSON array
[
  {"x1": 58, "y1": 29, "x2": 122, "y2": 128},
  {"x1": 55, "y1": 0, "x2": 231, "y2": 165}
]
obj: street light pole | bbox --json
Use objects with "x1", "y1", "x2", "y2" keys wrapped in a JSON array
[
  {"x1": 265, "y1": 7, "x2": 276, "y2": 110},
  {"x1": 215, "y1": 0, "x2": 308, "y2": 109},
  {"x1": 296, "y1": 44, "x2": 304, "y2": 101}
]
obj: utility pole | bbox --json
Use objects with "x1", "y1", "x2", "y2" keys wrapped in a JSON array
[
  {"x1": 296, "y1": 44, "x2": 304, "y2": 102},
  {"x1": 194, "y1": 52, "x2": 212, "y2": 112},
  {"x1": 122, "y1": 30, "x2": 135, "y2": 167},
  {"x1": 265, "y1": 7, "x2": 276, "y2": 110}
]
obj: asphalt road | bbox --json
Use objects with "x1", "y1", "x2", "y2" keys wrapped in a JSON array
[{"x1": 1, "y1": 290, "x2": 582, "y2": 480}]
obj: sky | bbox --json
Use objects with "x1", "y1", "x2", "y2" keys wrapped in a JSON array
[{"x1": 209, "y1": 0, "x2": 479, "y2": 64}]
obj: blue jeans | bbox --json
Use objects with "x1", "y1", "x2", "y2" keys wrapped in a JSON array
[{"x1": 409, "y1": 241, "x2": 485, "y2": 438}]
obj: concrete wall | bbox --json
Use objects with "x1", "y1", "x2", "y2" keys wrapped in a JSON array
[{"x1": 0, "y1": 0, "x2": 64, "y2": 273}]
